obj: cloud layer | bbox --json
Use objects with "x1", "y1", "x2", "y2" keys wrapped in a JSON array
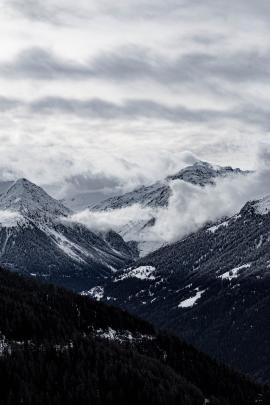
[
  {"x1": 70, "y1": 165, "x2": 270, "y2": 245},
  {"x1": 0, "y1": 0, "x2": 270, "y2": 196}
]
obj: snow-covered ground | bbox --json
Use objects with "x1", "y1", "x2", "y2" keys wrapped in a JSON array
[
  {"x1": 81, "y1": 286, "x2": 104, "y2": 301},
  {"x1": 219, "y1": 263, "x2": 251, "y2": 280},
  {"x1": 178, "y1": 288, "x2": 206, "y2": 308},
  {"x1": 115, "y1": 266, "x2": 156, "y2": 282},
  {"x1": 95, "y1": 327, "x2": 154, "y2": 343}
]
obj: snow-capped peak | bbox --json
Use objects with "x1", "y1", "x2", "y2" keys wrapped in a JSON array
[
  {"x1": 91, "y1": 160, "x2": 249, "y2": 212},
  {"x1": 0, "y1": 178, "x2": 71, "y2": 220},
  {"x1": 167, "y1": 160, "x2": 246, "y2": 186}
]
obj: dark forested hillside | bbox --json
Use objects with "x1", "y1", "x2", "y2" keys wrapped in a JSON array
[
  {"x1": 0, "y1": 268, "x2": 269, "y2": 405},
  {"x1": 99, "y1": 199, "x2": 270, "y2": 383}
]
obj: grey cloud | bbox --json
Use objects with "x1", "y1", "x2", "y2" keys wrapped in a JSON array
[
  {"x1": 65, "y1": 173, "x2": 121, "y2": 193},
  {"x1": 1, "y1": 46, "x2": 270, "y2": 89},
  {"x1": 0, "y1": 48, "x2": 93, "y2": 80},
  {"x1": 8, "y1": 0, "x2": 56, "y2": 21},
  {"x1": 9, "y1": 0, "x2": 270, "y2": 24},
  {"x1": 29, "y1": 96, "x2": 229, "y2": 122},
  {"x1": 2, "y1": 94, "x2": 270, "y2": 129},
  {"x1": 92, "y1": 49, "x2": 270, "y2": 85},
  {"x1": 28, "y1": 97, "x2": 270, "y2": 130},
  {"x1": 0, "y1": 47, "x2": 157, "y2": 81},
  {"x1": 6, "y1": 0, "x2": 199, "y2": 23},
  {"x1": 6, "y1": 0, "x2": 82, "y2": 25},
  {"x1": 0, "y1": 97, "x2": 20, "y2": 111},
  {"x1": 45, "y1": 173, "x2": 122, "y2": 207}
]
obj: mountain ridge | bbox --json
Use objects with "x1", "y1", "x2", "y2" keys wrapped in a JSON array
[
  {"x1": 90, "y1": 161, "x2": 250, "y2": 211},
  {"x1": 89, "y1": 160, "x2": 250, "y2": 256}
]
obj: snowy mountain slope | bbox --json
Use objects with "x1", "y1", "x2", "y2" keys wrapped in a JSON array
[
  {"x1": 0, "y1": 178, "x2": 71, "y2": 219},
  {"x1": 97, "y1": 194, "x2": 270, "y2": 383},
  {"x1": 89, "y1": 161, "x2": 250, "y2": 256},
  {"x1": 167, "y1": 161, "x2": 245, "y2": 185},
  {"x1": 91, "y1": 161, "x2": 249, "y2": 211},
  {"x1": 0, "y1": 179, "x2": 135, "y2": 290}
]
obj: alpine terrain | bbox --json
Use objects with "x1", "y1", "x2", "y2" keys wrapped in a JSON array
[
  {"x1": 97, "y1": 194, "x2": 270, "y2": 383},
  {"x1": 0, "y1": 178, "x2": 135, "y2": 291},
  {"x1": 89, "y1": 161, "x2": 249, "y2": 256}
]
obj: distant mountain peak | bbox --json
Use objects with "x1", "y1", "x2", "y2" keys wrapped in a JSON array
[
  {"x1": 167, "y1": 160, "x2": 246, "y2": 186},
  {"x1": 91, "y1": 160, "x2": 249, "y2": 212},
  {"x1": 89, "y1": 160, "x2": 250, "y2": 257},
  {"x1": 0, "y1": 178, "x2": 71, "y2": 220}
]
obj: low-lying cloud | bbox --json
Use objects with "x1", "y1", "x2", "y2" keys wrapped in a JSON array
[
  {"x1": 0, "y1": 210, "x2": 23, "y2": 228},
  {"x1": 70, "y1": 204, "x2": 155, "y2": 234},
  {"x1": 68, "y1": 155, "x2": 270, "y2": 247},
  {"x1": 151, "y1": 171, "x2": 270, "y2": 242}
]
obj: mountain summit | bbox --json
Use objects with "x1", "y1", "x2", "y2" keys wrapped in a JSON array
[
  {"x1": 89, "y1": 161, "x2": 250, "y2": 256},
  {"x1": 0, "y1": 178, "x2": 70, "y2": 220},
  {"x1": 0, "y1": 178, "x2": 135, "y2": 290},
  {"x1": 91, "y1": 160, "x2": 249, "y2": 211},
  {"x1": 167, "y1": 160, "x2": 245, "y2": 185}
]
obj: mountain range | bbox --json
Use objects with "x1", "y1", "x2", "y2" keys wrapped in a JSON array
[
  {"x1": 0, "y1": 161, "x2": 246, "y2": 289},
  {"x1": 2, "y1": 160, "x2": 270, "y2": 386},
  {"x1": 91, "y1": 160, "x2": 248, "y2": 211},
  {"x1": 90, "y1": 161, "x2": 249, "y2": 256}
]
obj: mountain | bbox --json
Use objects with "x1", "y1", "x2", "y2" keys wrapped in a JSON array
[
  {"x1": 96, "y1": 193, "x2": 270, "y2": 383},
  {"x1": 90, "y1": 161, "x2": 250, "y2": 256},
  {"x1": 91, "y1": 161, "x2": 249, "y2": 211},
  {"x1": 0, "y1": 178, "x2": 71, "y2": 219},
  {"x1": 0, "y1": 179, "x2": 135, "y2": 291},
  {"x1": 0, "y1": 266, "x2": 269, "y2": 405}
]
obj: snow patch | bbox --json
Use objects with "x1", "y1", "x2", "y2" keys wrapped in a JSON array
[
  {"x1": 178, "y1": 288, "x2": 206, "y2": 308},
  {"x1": 81, "y1": 286, "x2": 104, "y2": 301},
  {"x1": 219, "y1": 263, "x2": 251, "y2": 280},
  {"x1": 208, "y1": 220, "x2": 229, "y2": 233},
  {"x1": 0, "y1": 336, "x2": 8, "y2": 356},
  {"x1": 44, "y1": 227, "x2": 87, "y2": 263},
  {"x1": 95, "y1": 327, "x2": 154, "y2": 343},
  {"x1": 115, "y1": 266, "x2": 156, "y2": 282}
]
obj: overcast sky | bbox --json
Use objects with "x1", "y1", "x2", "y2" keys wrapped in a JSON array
[{"x1": 1, "y1": 0, "x2": 270, "y2": 196}]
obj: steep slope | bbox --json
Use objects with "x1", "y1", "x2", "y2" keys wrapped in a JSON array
[
  {"x1": 0, "y1": 178, "x2": 71, "y2": 219},
  {"x1": 89, "y1": 161, "x2": 249, "y2": 256},
  {"x1": 0, "y1": 267, "x2": 269, "y2": 405},
  {"x1": 0, "y1": 179, "x2": 135, "y2": 290},
  {"x1": 98, "y1": 194, "x2": 270, "y2": 383}
]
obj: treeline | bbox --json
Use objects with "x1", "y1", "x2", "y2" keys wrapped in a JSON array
[{"x1": 0, "y1": 267, "x2": 269, "y2": 404}]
